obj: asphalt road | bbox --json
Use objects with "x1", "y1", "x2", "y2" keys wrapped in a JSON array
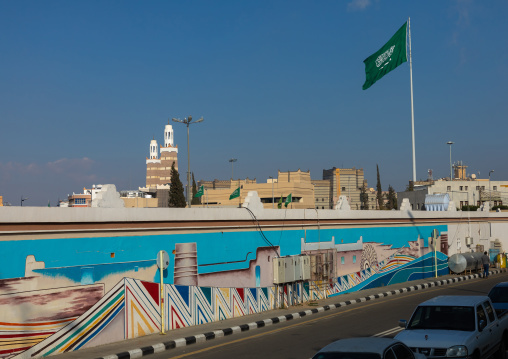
[{"x1": 146, "y1": 273, "x2": 507, "y2": 359}]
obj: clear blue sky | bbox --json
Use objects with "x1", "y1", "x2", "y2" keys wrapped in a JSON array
[{"x1": 1, "y1": 0, "x2": 507, "y2": 206}]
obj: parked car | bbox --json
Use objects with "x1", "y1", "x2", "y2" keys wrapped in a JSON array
[
  {"x1": 311, "y1": 337, "x2": 426, "y2": 359},
  {"x1": 395, "y1": 295, "x2": 508, "y2": 359},
  {"x1": 488, "y1": 282, "x2": 508, "y2": 316}
]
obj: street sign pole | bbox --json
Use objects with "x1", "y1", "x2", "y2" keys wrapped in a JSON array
[{"x1": 157, "y1": 250, "x2": 170, "y2": 334}]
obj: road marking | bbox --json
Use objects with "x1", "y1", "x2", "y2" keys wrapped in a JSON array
[
  {"x1": 165, "y1": 280, "x2": 490, "y2": 359},
  {"x1": 373, "y1": 327, "x2": 404, "y2": 337}
]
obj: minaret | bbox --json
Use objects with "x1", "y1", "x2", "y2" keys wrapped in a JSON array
[
  {"x1": 160, "y1": 120, "x2": 178, "y2": 177},
  {"x1": 150, "y1": 139, "x2": 158, "y2": 159},
  {"x1": 164, "y1": 124, "x2": 174, "y2": 148},
  {"x1": 146, "y1": 138, "x2": 161, "y2": 188}
]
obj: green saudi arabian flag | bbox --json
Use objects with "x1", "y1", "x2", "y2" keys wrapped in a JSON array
[
  {"x1": 194, "y1": 185, "x2": 204, "y2": 198},
  {"x1": 229, "y1": 187, "x2": 240, "y2": 200},
  {"x1": 284, "y1": 193, "x2": 292, "y2": 208},
  {"x1": 362, "y1": 22, "x2": 407, "y2": 90}
]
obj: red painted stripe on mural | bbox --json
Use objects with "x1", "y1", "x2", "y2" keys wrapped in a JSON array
[
  {"x1": 0, "y1": 331, "x2": 55, "y2": 339},
  {"x1": 140, "y1": 280, "x2": 160, "y2": 304},
  {"x1": 126, "y1": 285, "x2": 160, "y2": 332},
  {"x1": 0, "y1": 346, "x2": 32, "y2": 355},
  {"x1": 0, "y1": 318, "x2": 75, "y2": 327}
]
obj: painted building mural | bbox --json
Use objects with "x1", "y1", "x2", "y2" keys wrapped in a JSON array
[{"x1": 0, "y1": 224, "x2": 449, "y2": 358}]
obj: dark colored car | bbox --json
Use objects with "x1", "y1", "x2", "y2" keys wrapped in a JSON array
[
  {"x1": 488, "y1": 281, "x2": 508, "y2": 316},
  {"x1": 312, "y1": 337, "x2": 426, "y2": 359}
]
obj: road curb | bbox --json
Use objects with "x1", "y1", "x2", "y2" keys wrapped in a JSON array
[{"x1": 96, "y1": 269, "x2": 505, "y2": 359}]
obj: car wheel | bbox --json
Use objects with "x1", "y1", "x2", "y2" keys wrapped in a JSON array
[{"x1": 496, "y1": 339, "x2": 507, "y2": 359}]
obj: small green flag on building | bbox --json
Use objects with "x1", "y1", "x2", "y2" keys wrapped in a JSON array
[
  {"x1": 47, "y1": 201, "x2": 50, "y2": 207},
  {"x1": 284, "y1": 193, "x2": 292, "y2": 208},
  {"x1": 277, "y1": 195, "x2": 283, "y2": 209},
  {"x1": 362, "y1": 22, "x2": 407, "y2": 90},
  {"x1": 194, "y1": 185, "x2": 204, "y2": 198},
  {"x1": 229, "y1": 187, "x2": 240, "y2": 200}
]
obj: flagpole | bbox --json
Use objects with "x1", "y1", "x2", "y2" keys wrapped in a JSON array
[{"x1": 408, "y1": 17, "x2": 416, "y2": 183}]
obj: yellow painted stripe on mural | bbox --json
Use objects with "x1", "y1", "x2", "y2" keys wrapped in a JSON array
[
  {"x1": 0, "y1": 323, "x2": 71, "y2": 332},
  {"x1": 58, "y1": 295, "x2": 123, "y2": 353},
  {"x1": 130, "y1": 300, "x2": 155, "y2": 338},
  {"x1": 0, "y1": 337, "x2": 46, "y2": 350}
]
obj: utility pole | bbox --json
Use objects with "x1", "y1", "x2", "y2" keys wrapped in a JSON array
[{"x1": 172, "y1": 116, "x2": 204, "y2": 208}]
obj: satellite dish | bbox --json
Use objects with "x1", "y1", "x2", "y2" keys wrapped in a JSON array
[{"x1": 157, "y1": 250, "x2": 170, "y2": 270}]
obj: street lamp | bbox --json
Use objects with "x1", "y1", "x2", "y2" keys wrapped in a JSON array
[
  {"x1": 269, "y1": 176, "x2": 274, "y2": 209},
  {"x1": 20, "y1": 196, "x2": 29, "y2": 206},
  {"x1": 172, "y1": 115, "x2": 204, "y2": 208},
  {"x1": 446, "y1": 141, "x2": 454, "y2": 181},
  {"x1": 489, "y1": 169, "x2": 495, "y2": 208},
  {"x1": 229, "y1": 158, "x2": 237, "y2": 180}
]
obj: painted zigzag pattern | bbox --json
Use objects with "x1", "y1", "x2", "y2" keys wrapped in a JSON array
[{"x1": 125, "y1": 279, "x2": 161, "y2": 339}]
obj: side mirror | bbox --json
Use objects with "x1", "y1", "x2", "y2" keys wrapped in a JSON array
[
  {"x1": 479, "y1": 320, "x2": 487, "y2": 332},
  {"x1": 399, "y1": 319, "x2": 407, "y2": 328}
]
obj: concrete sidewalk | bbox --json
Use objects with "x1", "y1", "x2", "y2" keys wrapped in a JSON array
[{"x1": 53, "y1": 269, "x2": 507, "y2": 359}]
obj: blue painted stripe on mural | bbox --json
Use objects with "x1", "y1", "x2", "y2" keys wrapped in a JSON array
[
  {"x1": 73, "y1": 301, "x2": 125, "y2": 351},
  {"x1": 43, "y1": 290, "x2": 125, "y2": 356},
  {"x1": 32, "y1": 260, "x2": 156, "y2": 284},
  {"x1": 201, "y1": 286, "x2": 212, "y2": 305},
  {"x1": 329, "y1": 252, "x2": 446, "y2": 297},
  {"x1": 174, "y1": 285, "x2": 190, "y2": 307}
]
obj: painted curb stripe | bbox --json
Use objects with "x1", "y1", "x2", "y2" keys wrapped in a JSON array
[{"x1": 94, "y1": 269, "x2": 504, "y2": 359}]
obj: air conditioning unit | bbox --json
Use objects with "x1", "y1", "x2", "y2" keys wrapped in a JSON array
[
  {"x1": 301, "y1": 255, "x2": 311, "y2": 281},
  {"x1": 273, "y1": 257, "x2": 285, "y2": 284},
  {"x1": 284, "y1": 256, "x2": 295, "y2": 283}
]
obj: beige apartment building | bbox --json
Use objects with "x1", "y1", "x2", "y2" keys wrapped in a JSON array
[
  {"x1": 323, "y1": 167, "x2": 367, "y2": 210},
  {"x1": 198, "y1": 169, "x2": 316, "y2": 209}
]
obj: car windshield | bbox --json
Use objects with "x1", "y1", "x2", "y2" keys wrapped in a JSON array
[
  {"x1": 312, "y1": 353, "x2": 381, "y2": 359},
  {"x1": 407, "y1": 305, "x2": 475, "y2": 331},
  {"x1": 489, "y1": 287, "x2": 508, "y2": 303}
]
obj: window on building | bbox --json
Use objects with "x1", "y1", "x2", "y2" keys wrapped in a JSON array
[
  {"x1": 482, "y1": 186, "x2": 485, "y2": 190},
  {"x1": 460, "y1": 186, "x2": 463, "y2": 191},
  {"x1": 494, "y1": 186, "x2": 497, "y2": 191},
  {"x1": 353, "y1": 255, "x2": 356, "y2": 264},
  {"x1": 342, "y1": 187, "x2": 346, "y2": 191},
  {"x1": 460, "y1": 201, "x2": 463, "y2": 208},
  {"x1": 341, "y1": 257, "x2": 345, "y2": 265},
  {"x1": 476, "y1": 186, "x2": 480, "y2": 190},
  {"x1": 465, "y1": 186, "x2": 468, "y2": 190},
  {"x1": 447, "y1": 186, "x2": 451, "y2": 191}
]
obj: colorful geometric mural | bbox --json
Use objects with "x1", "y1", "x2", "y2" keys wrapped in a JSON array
[{"x1": 0, "y1": 224, "x2": 451, "y2": 358}]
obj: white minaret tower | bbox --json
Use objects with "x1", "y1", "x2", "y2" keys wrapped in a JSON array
[
  {"x1": 149, "y1": 139, "x2": 158, "y2": 159},
  {"x1": 164, "y1": 124, "x2": 174, "y2": 148}
]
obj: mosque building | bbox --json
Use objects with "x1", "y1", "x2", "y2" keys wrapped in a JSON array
[{"x1": 145, "y1": 122, "x2": 179, "y2": 189}]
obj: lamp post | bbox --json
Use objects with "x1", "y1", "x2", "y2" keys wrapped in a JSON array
[
  {"x1": 489, "y1": 169, "x2": 495, "y2": 208},
  {"x1": 172, "y1": 115, "x2": 204, "y2": 208},
  {"x1": 446, "y1": 141, "x2": 454, "y2": 181},
  {"x1": 269, "y1": 176, "x2": 274, "y2": 209},
  {"x1": 229, "y1": 158, "x2": 237, "y2": 180},
  {"x1": 20, "y1": 196, "x2": 29, "y2": 206}
]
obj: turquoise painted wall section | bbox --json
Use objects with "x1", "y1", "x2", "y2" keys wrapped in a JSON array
[{"x1": 0, "y1": 224, "x2": 446, "y2": 284}]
